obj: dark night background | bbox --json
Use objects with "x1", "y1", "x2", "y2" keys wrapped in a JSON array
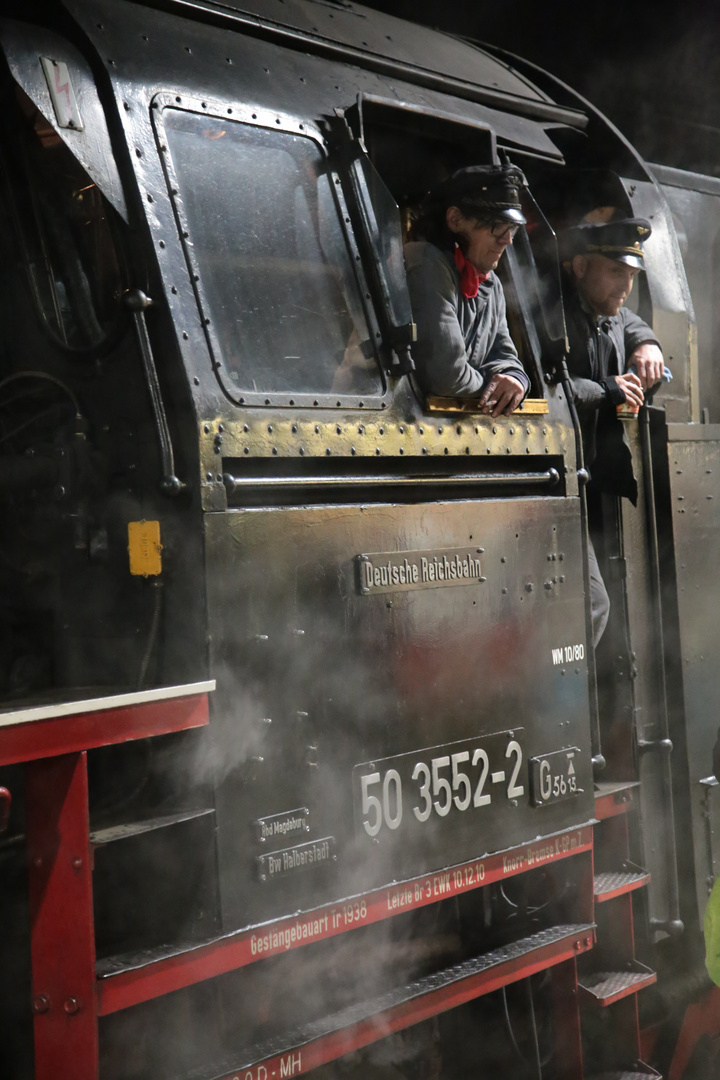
[{"x1": 358, "y1": 0, "x2": 720, "y2": 177}]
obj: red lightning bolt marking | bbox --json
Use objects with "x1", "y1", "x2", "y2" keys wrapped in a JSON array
[{"x1": 53, "y1": 62, "x2": 72, "y2": 115}]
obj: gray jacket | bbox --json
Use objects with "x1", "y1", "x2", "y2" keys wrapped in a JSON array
[{"x1": 404, "y1": 241, "x2": 530, "y2": 397}]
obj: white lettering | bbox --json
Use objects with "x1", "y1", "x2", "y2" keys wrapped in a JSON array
[
  {"x1": 249, "y1": 913, "x2": 330, "y2": 956},
  {"x1": 526, "y1": 841, "x2": 555, "y2": 867},
  {"x1": 280, "y1": 1052, "x2": 302, "y2": 1078},
  {"x1": 552, "y1": 644, "x2": 584, "y2": 665},
  {"x1": 540, "y1": 760, "x2": 552, "y2": 801},
  {"x1": 387, "y1": 886, "x2": 415, "y2": 911},
  {"x1": 262, "y1": 815, "x2": 306, "y2": 838},
  {"x1": 502, "y1": 853, "x2": 525, "y2": 874},
  {"x1": 433, "y1": 872, "x2": 451, "y2": 896}
]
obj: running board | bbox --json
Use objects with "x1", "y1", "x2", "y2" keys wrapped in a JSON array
[{"x1": 177, "y1": 923, "x2": 594, "y2": 1080}]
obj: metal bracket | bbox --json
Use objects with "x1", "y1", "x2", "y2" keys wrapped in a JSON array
[
  {"x1": 124, "y1": 290, "x2": 186, "y2": 497},
  {"x1": 638, "y1": 738, "x2": 673, "y2": 755}
]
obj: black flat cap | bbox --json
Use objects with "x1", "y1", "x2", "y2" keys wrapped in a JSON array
[
  {"x1": 429, "y1": 164, "x2": 527, "y2": 226},
  {"x1": 568, "y1": 216, "x2": 652, "y2": 270}
]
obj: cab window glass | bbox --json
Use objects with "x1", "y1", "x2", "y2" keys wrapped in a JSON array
[
  {"x1": 163, "y1": 110, "x2": 380, "y2": 399},
  {"x1": 4, "y1": 87, "x2": 124, "y2": 352}
]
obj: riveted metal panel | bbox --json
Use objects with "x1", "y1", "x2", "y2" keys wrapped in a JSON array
[
  {"x1": 204, "y1": 493, "x2": 593, "y2": 929},
  {"x1": 172, "y1": 0, "x2": 551, "y2": 104},
  {"x1": 619, "y1": 421, "x2": 675, "y2": 928},
  {"x1": 661, "y1": 427, "x2": 720, "y2": 924}
]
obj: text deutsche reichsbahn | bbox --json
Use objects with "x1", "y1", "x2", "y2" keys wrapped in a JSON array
[{"x1": 359, "y1": 549, "x2": 482, "y2": 594}]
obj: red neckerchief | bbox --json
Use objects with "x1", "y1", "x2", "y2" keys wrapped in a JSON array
[{"x1": 454, "y1": 244, "x2": 489, "y2": 299}]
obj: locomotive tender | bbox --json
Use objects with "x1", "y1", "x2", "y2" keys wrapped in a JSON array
[{"x1": 0, "y1": 1, "x2": 719, "y2": 1077}]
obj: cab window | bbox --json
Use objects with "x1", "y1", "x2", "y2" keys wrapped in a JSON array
[
  {"x1": 162, "y1": 110, "x2": 380, "y2": 403},
  {"x1": 341, "y1": 99, "x2": 554, "y2": 397}
]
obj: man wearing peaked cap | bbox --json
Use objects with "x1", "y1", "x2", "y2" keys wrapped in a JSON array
[
  {"x1": 430, "y1": 164, "x2": 528, "y2": 227},
  {"x1": 404, "y1": 164, "x2": 531, "y2": 416},
  {"x1": 562, "y1": 211, "x2": 666, "y2": 645},
  {"x1": 570, "y1": 216, "x2": 650, "y2": 269}
]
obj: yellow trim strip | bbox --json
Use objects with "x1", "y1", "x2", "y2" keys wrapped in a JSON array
[{"x1": 426, "y1": 396, "x2": 549, "y2": 415}]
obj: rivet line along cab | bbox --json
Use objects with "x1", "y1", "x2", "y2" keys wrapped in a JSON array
[{"x1": 0, "y1": 1, "x2": 718, "y2": 1079}]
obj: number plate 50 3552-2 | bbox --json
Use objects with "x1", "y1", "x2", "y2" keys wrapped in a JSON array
[
  {"x1": 353, "y1": 729, "x2": 525, "y2": 840},
  {"x1": 529, "y1": 748, "x2": 582, "y2": 807}
]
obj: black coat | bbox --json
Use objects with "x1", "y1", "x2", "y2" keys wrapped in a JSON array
[{"x1": 563, "y1": 283, "x2": 660, "y2": 503}]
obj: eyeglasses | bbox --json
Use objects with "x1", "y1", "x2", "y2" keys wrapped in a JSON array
[{"x1": 488, "y1": 220, "x2": 521, "y2": 239}]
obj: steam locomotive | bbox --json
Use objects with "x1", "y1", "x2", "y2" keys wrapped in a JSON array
[{"x1": 1, "y1": 1, "x2": 719, "y2": 1078}]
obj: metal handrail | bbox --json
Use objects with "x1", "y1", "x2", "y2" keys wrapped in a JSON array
[{"x1": 223, "y1": 468, "x2": 560, "y2": 493}]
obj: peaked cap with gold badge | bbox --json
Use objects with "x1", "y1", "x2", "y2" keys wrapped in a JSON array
[{"x1": 568, "y1": 216, "x2": 652, "y2": 270}]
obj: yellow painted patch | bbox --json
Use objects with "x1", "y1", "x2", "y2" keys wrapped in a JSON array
[
  {"x1": 128, "y1": 520, "x2": 162, "y2": 577},
  {"x1": 705, "y1": 876, "x2": 720, "y2": 986}
]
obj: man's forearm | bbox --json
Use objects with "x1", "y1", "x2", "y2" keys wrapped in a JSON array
[{"x1": 568, "y1": 374, "x2": 611, "y2": 410}]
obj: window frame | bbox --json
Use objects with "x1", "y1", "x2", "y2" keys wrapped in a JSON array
[
  {"x1": 152, "y1": 93, "x2": 387, "y2": 410},
  {"x1": 342, "y1": 95, "x2": 551, "y2": 401}
]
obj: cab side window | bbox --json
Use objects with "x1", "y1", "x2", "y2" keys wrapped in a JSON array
[
  {"x1": 350, "y1": 106, "x2": 546, "y2": 398},
  {"x1": 162, "y1": 110, "x2": 380, "y2": 402}
]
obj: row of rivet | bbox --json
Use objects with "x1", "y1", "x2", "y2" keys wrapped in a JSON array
[
  {"x1": 204, "y1": 423, "x2": 551, "y2": 436},
  {"x1": 208, "y1": 446, "x2": 557, "y2": 459},
  {"x1": 202, "y1": 421, "x2": 563, "y2": 459}
]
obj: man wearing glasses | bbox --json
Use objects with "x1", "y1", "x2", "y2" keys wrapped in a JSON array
[{"x1": 404, "y1": 165, "x2": 530, "y2": 417}]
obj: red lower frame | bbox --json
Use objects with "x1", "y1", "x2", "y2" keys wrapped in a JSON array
[
  {"x1": 212, "y1": 940, "x2": 591, "y2": 1080},
  {"x1": 0, "y1": 687, "x2": 210, "y2": 765},
  {"x1": 2, "y1": 686, "x2": 593, "y2": 1080},
  {"x1": 98, "y1": 824, "x2": 594, "y2": 1015},
  {"x1": 27, "y1": 753, "x2": 99, "y2": 1080},
  {"x1": 0, "y1": 685, "x2": 212, "y2": 1080}
]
